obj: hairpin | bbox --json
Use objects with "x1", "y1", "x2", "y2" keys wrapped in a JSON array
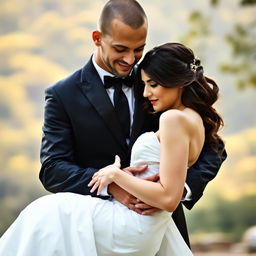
[{"x1": 190, "y1": 59, "x2": 198, "y2": 73}]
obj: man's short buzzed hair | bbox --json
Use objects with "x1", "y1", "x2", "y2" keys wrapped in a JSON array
[{"x1": 99, "y1": 0, "x2": 147, "y2": 35}]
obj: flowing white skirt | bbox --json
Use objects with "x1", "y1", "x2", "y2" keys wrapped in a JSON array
[{"x1": 0, "y1": 192, "x2": 193, "y2": 256}]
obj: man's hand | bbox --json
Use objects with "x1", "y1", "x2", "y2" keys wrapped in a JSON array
[
  {"x1": 108, "y1": 183, "x2": 144, "y2": 214},
  {"x1": 122, "y1": 165, "x2": 148, "y2": 175},
  {"x1": 134, "y1": 199, "x2": 161, "y2": 215},
  {"x1": 108, "y1": 167, "x2": 162, "y2": 215},
  {"x1": 137, "y1": 172, "x2": 161, "y2": 215}
]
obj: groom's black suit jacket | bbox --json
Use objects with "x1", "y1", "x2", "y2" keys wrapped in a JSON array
[{"x1": 40, "y1": 57, "x2": 227, "y2": 246}]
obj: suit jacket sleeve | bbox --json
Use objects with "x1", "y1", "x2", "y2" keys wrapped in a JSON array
[
  {"x1": 182, "y1": 141, "x2": 227, "y2": 210},
  {"x1": 39, "y1": 86, "x2": 100, "y2": 196}
]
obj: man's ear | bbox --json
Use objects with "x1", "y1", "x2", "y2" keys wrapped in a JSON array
[{"x1": 92, "y1": 30, "x2": 102, "y2": 46}]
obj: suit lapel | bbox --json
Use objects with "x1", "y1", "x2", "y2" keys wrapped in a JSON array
[{"x1": 77, "y1": 58, "x2": 127, "y2": 151}]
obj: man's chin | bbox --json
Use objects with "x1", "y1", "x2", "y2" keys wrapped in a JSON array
[{"x1": 115, "y1": 69, "x2": 133, "y2": 77}]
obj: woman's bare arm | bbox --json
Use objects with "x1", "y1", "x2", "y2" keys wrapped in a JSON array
[{"x1": 89, "y1": 110, "x2": 191, "y2": 212}]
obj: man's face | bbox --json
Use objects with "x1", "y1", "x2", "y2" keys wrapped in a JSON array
[{"x1": 94, "y1": 19, "x2": 147, "y2": 77}]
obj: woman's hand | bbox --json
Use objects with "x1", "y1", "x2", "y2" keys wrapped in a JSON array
[{"x1": 88, "y1": 155, "x2": 121, "y2": 195}]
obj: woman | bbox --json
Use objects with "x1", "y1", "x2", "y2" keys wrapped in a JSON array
[{"x1": 0, "y1": 43, "x2": 224, "y2": 256}]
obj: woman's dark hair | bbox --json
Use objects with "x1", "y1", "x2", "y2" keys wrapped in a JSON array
[{"x1": 138, "y1": 42, "x2": 224, "y2": 154}]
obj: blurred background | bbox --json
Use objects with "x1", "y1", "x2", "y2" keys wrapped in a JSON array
[{"x1": 0, "y1": 0, "x2": 255, "y2": 254}]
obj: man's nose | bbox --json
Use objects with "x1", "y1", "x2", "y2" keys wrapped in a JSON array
[{"x1": 123, "y1": 52, "x2": 135, "y2": 65}]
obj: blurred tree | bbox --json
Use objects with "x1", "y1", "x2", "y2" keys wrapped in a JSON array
[
  {"x1": 220, "y1": 21, "x2": 256, "y2": 88},
  {"x1": 212, "y1": 0, "x2": 256, "y2": 88},
  {"x1": 181, "y1": 0, "x2": 256, "y2": 88},
  {"x1": 179, "y1": 11, "x2": 210, "y2": 58},
  {"x1": 187, "y1": 195, "x2": 256, "y2": 241},
  {"x1": 240, "y1": 0, "x2": 256, "y2": 5}
]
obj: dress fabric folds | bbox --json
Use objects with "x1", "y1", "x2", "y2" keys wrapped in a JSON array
[{"x1": 0, "y1": 132, "x2": 193, "y2": 256}]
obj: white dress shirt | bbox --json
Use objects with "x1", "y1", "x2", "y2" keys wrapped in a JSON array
[{"x1": 92, "y1": 56, "x2": 135, "y2": 129}]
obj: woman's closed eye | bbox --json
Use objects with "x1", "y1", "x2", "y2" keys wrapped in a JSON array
[{"x1": 150, "y1": 83, "x2": 159, "y2": 88}]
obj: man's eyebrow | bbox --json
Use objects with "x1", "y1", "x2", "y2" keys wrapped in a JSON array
[
  {"x1": 136, "y1": 44, "x2": 146, "y2": 49},
  {"x1": 112, "y1": 43, "x2": 146, "y2": 50},
  {"x1": 112, "y1": 44, "x2": 128, "y2": 49}
]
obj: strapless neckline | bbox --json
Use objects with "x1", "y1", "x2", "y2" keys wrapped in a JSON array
[{"x1": 139, "y1": 131, "x2": 160, "y2": 145}]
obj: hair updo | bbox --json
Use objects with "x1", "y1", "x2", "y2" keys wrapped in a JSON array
[{"x1": 138, "y1": 42, "x2": 224, "y2": 154}]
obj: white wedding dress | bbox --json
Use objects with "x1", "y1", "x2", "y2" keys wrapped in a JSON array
[{"x1": 0, "y1": 132, "x2": 193, "y2": 256}]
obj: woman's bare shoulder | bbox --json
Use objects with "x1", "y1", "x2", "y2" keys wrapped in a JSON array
[
  {"x1": 160, "y1": 109, "x2": 191, "y2": 128},
  {"x1": 159, "y1": 108, "x2": 203, "y2": 135}
]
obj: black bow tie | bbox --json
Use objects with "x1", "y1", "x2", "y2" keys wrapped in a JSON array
[{"x1": 104, "y1": 75, "x2": 134, "y2": 89}]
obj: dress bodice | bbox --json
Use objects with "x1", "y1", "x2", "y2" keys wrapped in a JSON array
[{"x1": 130, "y1": 132, "x2": 160, "y2": 178}]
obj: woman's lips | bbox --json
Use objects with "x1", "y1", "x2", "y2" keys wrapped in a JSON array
[{"x1": 149, "y1": 99, "x2": 158, "y2": 105}]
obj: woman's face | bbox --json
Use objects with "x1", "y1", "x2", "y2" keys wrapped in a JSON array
[{"x1": 141, "y1": 69, "x2": 184, "y2": 112}]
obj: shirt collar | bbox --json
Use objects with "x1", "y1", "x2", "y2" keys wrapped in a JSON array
[
  {"x1": 92, "y1": 54, "x2": 133, "y2": 84},
  {"x1": 92, "y1": 54, "x2": 114, "y2": 84}
]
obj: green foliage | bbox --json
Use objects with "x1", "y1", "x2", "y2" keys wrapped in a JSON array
[
  {"x1": 241, "y1": 0, "x2": 256, "y2": 5},
  {"x1": 207, "y1": 0, "x2": 256, "y2": 89},
  {"x1": 221, "y1": 22, "x2": 256, "y2": 88},
  {"x1": 187, "y1": 195, "x2": 256, "y2": 241},
  {"x1": 211, "y1": 0, "x2": 256, "y2": 6},
  {"x1": 210, "y1": 0, "x2": 220, "y2": 6},
  {"x1": 180, "y1": 11, "x2": 210, "y2": 46},
  {"x1": 179, "y1": 11, "x2": 210, "y2": 60}
]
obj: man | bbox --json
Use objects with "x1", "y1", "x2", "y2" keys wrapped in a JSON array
[{"x1": 40, "y1": 0, "x2": 226, "y2": 247}]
